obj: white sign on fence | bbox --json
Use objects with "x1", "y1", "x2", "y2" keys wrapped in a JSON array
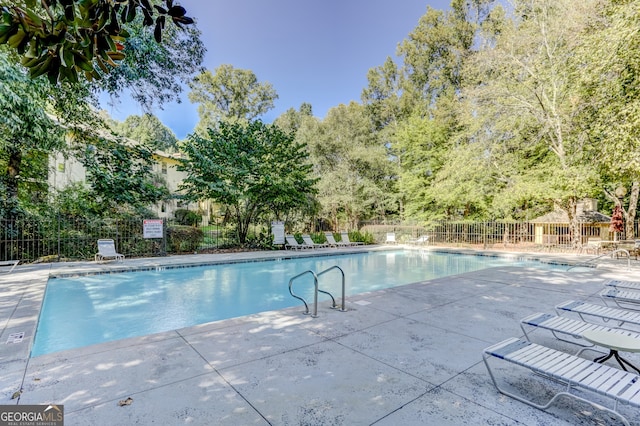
[
  {"x1": 272, "y1": 221, "x2": 285, "y2": 245},
  {"x1": 143, "y1": 219, "x2": 164, "y2": 239}
]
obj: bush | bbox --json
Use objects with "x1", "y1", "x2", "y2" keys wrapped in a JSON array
[
  {"x1": 167, "y1": 225, "x2": 204, "y2": 253},
  {"x1": 245, "y1": 231, "x2": 277, "y2": 250},
  {"x1": 347, "y1": 230, "x2": 374, "y2": 245},
  {"x1": 174, "y1": 209, "x2": 201, "y2": 226}
]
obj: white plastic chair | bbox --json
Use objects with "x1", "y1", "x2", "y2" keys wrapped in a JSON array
[{"x1": 95, "y1": 239, "x2": 125, "y2": 262}]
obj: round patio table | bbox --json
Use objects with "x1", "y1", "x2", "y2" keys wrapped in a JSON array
[{"x1": 582, "y1": 329, "x2": 640, "y2": 374}]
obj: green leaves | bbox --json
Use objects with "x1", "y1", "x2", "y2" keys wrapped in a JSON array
[
  {"x1": 1, "y1": 0, "x2": 194, "y2": 84},
  {"x1": 178, "y1": 120, "x2": 318, "y2": 243},
  {"x1": 189, "y1": 65, "x2": 278, "y2": 132}
]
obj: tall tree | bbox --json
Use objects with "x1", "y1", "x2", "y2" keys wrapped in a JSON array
[
  {"x1": 188, "y1": 64, "x2": 278, "y2": 133},
  {"x1": 79, "y1": 134, "x2": 170, "y2": 214},
  {"x1": 397, "y1": 0, "x2": 493, "y2": 111},
  {"x1": 114, "y1": 114, "x2": 178, "y2": 151},
  {"x1": 274, "y1": 103, "x2": 314, "y2": 135},
  {"x1": 178, "y1": 120, "x2": 317, "y2": 244},
  {"x1": 575, "y1": 0, "x2": 640, "y2": 239},
  {"x1": 463, "y1": 0, "x2": 602, "y2": 246},
  {"x1": 300, "y1": 102, "x2": 393, "y2": 229},
  {"x1": 0, "y1": 50, "x2": 68, "y2": 217}
]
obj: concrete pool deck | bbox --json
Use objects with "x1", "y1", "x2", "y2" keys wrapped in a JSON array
[{"x1": 1, "y1": 246, "x2": 640, "y2": 425}]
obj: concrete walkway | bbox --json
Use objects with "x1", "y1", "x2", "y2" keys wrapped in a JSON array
[{"x1": 1, "y1": 247, "x2": 640, "y2": 425}]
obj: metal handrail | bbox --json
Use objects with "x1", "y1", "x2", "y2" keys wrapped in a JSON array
[
  {"x1": 568, "y1": 249, "x2": 631, "y2": 271},
  {"x1": 288, "y1": 270, "x2": 319, "y2": 317},
  {"x1": 317, "y1": 265, "x2": 347, "y2": 312}
]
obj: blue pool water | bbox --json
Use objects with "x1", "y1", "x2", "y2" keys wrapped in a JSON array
[{"x1": 32, "y1": 250, "x2": 558, "y2": 356}]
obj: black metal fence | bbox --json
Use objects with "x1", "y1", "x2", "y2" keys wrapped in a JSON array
[
  {"x1": 3, "y1": 216, "x2": 638, "y2": 263},
  {"x1": 0, "y1": 217, "x2": 269, "y2": 262},
  {"x1": 363, "y1": 220, "x2": 640, "y2": 251}
]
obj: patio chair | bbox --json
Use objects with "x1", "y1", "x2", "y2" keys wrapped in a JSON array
[
  {"x1": 600, "y1": 288, "x2": 640, "y2": 310},
  {"x1": 95, "y1": 239, "x2": 124, "y2": 262},
  {"x1": 340, "y1": 232, "x2": 363, "y2": 246},
  {"x1": 483, "y1": 337, "x2": 640, "y2": 426},
  {"x1": 520, "y1": 312, "x2": 640, "y2": 349},
  {"x1": 556, "y1": 300, "x2": 640, "y2": 330},
  {"x1": 579, "y1": 237, "x2": 602, "y2": 255},
  {"x1": 385, "y1": 232, "x2": 397, "y2": 244},
  {"x1": 285, "y1": 235, "x2": 313, "y2": 250},
  {"x1": 0, "y1": 260, "x2": 18, "y2": 273},
  {"x1": 409, "y1": 235, "x2": 429, "y2": 245},
  {"x1": 604, "y1": 279, "x2": 640, "y2": 291},
  {"x1": 324, "y1": 232, "x2": 349, "y2": 248},
  {"x1": 301, "y1": 234, "x2": 328, "y2": 249}
]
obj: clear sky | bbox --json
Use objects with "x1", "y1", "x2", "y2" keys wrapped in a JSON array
[{"x1": 101, "y1": 0, "x2": 451, "y2": 139}]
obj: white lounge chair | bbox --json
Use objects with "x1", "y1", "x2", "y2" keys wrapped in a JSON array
[
  {"x1": 483, "y1": 337, "x2": 640, "y2": 425},
  {"x1": 95, "y1": 239, "x2": 124, "y2": 262},
  {"x1": 324, "y1": 232, "x2": 349, "y2": 248},
  {"x1": 385, "y1": 232, "x2": 396, "y2": 244},
  {"x1": 520, "y1": 312, "x2": 640, "y2": 349},
  {"x1": 0, "y1": 260, "x2": 18, "y2": 273},
  {"x1": 285, "y1": 235, "x2": 313, "y2": 250},
  {"x1": 556, "y1": 299, "x2": 640, "y2": 329},
  {"x1": 409, "y1": 235, "x2": 429, "y2": 245},
  {"x1": 604, "y1": 280, "x2": 640, "y2": 291},
  {"x1": 340, "y1": 232, "x2": 363, "y2": 246},
  {"x1": 601, "y1": 288, "x2": 640, "y2": 310},
  {"x1": 301, "y1": 234, "x2": 328, "y2": 249}
]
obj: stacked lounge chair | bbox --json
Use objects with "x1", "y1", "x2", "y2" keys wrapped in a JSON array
[
  {"x1": 301, "y1": 234, "x2": 328, "y2": 249},
  {"x1": 325, "y1": 232, "x2": 350, "y2": 248},
  {"x1": 285, "y1": 235, "x2": 313, "y2": 250},
  {"x1": 482, "y1": 278, "x2": 640, "y2": 424}
]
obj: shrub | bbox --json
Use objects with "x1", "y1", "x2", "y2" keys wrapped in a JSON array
[
  {"x1": 245, "y1": 231, "x2": 277, "y2": 250},
  {"x1": 347, "y1": 230, "x2": 374, "y2": 245},
  {"x1": 174, "y1": 209, "x2": 201, "y2": 226},
  {"x1": 167, "y1": 225, "x2": 204, "y2": 253}
]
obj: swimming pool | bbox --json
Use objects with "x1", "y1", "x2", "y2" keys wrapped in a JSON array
[{"x1": 32, "y1": 250, "x2": 558, "y2": 356}]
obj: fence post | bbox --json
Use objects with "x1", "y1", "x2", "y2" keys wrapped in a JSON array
[
  {"x1": 483, "y1": 222, "x2": 487, "y2": 249},
  {"x1": 162, "y1": 218, "x2": 168, "y2": 256},
  {"x1": 57, "y1": 213, "x2": 61, "y2": 262}
]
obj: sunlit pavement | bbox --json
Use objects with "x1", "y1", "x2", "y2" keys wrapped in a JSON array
[{"x1": 1, "y1": 246, "x2": 639, "y2": 425}]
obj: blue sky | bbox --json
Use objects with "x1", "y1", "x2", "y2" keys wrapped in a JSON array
[{"x1": 101, "y1": 0, "x2": 451, "y2": 139}]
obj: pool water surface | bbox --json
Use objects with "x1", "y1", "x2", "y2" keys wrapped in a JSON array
[{"x1": 32, "y1": 250, "x2": 558, "y2": 356}]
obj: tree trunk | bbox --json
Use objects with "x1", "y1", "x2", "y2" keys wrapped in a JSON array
[
  {"x1": 3, "y1": 142, "x2": 22, "y2": 218},
  {"x1": 563, "y1": 198, "x2": 581, "y2": 249},
  {"x1": 625, "y1": 182, "x2": 639, "y2": 240}
]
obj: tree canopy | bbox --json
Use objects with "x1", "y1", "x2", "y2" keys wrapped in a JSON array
[
  {"x1": 188, "y1": 64, "x2": 278, "y2": 133},
  {"x1": 178, "y1": 120, "x2": 317, "y2": 243},
  {"x1": 113, "y1": 113, "x2": 178, "y2": 151}
]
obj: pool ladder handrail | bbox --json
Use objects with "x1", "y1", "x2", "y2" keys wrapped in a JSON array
[
  {"x1": 317, "y1": 265, "x2": 347, "y2": 312},
  {"x1": 567, "y1": 248, "x2": 631, "y2": 271},
  {"x1": 288, "y1": 265, "x2": 346, "y2": 317}
]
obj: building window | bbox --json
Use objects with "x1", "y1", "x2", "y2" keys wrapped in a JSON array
[{"x1": 161, "y1": 162, "x2": 167, "y2": 174}]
